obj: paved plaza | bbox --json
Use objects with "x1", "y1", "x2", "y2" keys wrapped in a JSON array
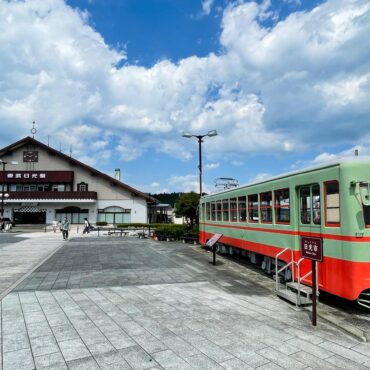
[{"x1": 0, "y1": 233, "x2": 369, "y2": 369}]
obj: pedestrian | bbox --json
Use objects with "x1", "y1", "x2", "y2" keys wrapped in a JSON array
[
  {"x1": 0, "y1": 218, "x2": 4, "y2": 232},
  {"x1": 52, "y1": 220, "x2": 59, "y2": 233},
  {"x1": 61, "y1": 216, "x2": 70, "y2": 240},
  {"x1": 83, "y1": 217, "x2": 91, "y2": 234}
]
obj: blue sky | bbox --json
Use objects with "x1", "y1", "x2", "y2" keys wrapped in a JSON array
[{"x1": 1, "y1": 0, "x2": 370, "y2": 194}]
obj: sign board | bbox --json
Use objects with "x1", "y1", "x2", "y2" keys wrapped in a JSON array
[
  {"x1": 206, "y1": 233, "x2": 223, "y2": 247},
  {"x1": 0, "y1": 171, "x2": 74, "y2": 183},
  {"x1": 300, "y1": 236, "x2": 323, "y2": 262}
]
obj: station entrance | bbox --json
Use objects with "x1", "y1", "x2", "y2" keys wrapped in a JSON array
[{"x1": 13, "y1": 206, "x2": 47, "y2": 224}]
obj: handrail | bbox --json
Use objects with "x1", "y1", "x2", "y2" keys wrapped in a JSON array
[
  {"x1": 275, "y1": 248, "x2": 295, "y2": 292},
  {"x1": 297, "y1": 258, "x2": 319, "y2": 305}
]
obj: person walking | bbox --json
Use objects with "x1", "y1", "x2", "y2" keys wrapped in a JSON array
[
  {"x1": 61, "y1": 216, "x2": 70, "y2": 240},
  {"x1": 83, "y1": 217, "x2": 90, "y2": 234}
]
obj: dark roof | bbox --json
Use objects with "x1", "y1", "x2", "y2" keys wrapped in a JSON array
[{"x1": 0, "y1": 136, "x2": 155, "y2": 202}]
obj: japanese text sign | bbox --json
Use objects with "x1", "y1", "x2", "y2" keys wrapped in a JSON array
[{"x1": 301, "y1": 236, "x2": 323, "y2": 262}]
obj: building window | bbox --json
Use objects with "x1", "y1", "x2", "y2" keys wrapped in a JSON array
[
  {"x1": 52, "y1": 184, "x2": 65, "y2": 192},
  {"x1": 325, "y1": 181, "x2": 340, "y2": 227},
  {"x1": 77, "y1": 182, "x2": 88, "y2": 191},
  {"x1": 55, "y1": 207, "x2": 88, "y2": 224},
  {"x1": 275, "y1": 188, "x2": 290, "y2": 224},
  {"x1": 248, "y1": 194, "x2": 259, "y2": 223},
  {"x1": 222, "y1": 199, "x2": 229, "y2": 222},
  {"x1": 230, "y1": 198, "x2": 237, "y2": 222},
  {"x1": 98, "y1": 206, "x2": 131, "y2": 224},
  {"x1": 260, "y1": 192, "x2": 272, "y2": 223}
]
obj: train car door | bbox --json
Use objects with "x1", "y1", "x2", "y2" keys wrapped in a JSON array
[{"x1": 297, "y1": 184, "x2": 323, "y2": 287}]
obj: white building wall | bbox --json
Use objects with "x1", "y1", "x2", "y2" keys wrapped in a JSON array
[
  {"x1": 1, "y1": 139, "x2": 150, "y2": 225},
  {"x1": 96, "y1": 198, "x2": 147, "y2": 223}
]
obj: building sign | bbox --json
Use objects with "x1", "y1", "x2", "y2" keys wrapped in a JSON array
[
  {"x1": 7, "y1": 173, "x2": 46, "y2": 179},
  {"x1": 0, "y1": 171, "x2": 74, "y2": 183},
  {"x1": 300, "y1": 236, "x2": 323, "y2": 262}
]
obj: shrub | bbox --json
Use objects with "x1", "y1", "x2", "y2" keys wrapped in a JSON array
[
  {"x1": 95, "y1": 221, "x2": 108, "y2": 226},
  {"x1": 154, "y1": 224, "x2": 194, "y2": 241}
]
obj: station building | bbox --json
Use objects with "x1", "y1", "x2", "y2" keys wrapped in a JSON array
[{"x1": 0, "y1": 136, "x2": 154, "y2": 225}]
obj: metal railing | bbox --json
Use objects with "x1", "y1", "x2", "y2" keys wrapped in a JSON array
[
  {"x1": 297, "y1": 257, "x2": 318, "y2": 306},
  {"x1": 275, "y1": 247, "x2": 295, "y2": 292}
]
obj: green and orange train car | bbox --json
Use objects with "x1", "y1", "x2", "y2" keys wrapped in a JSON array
[{"x1": 199, "y1": 158, "x2": 370, "y2": 309}]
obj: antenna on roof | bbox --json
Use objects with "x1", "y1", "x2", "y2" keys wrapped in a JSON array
[
  {"x1": 214, "y1": 177, "x2": 239, "y2": 190},
  {"x1": 30, "y1": 121, "x2": 37, "y2": 138},
  {"x1": 69, "y1": 145, "x2": 72, "y2": 157},
  {"x1": 47, "y1": 135, "x2": 50, "y2": 147}
]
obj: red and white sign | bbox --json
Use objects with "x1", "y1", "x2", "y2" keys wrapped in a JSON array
[
  {"x1": 0, "y1": 171, "x2": 74, "y2": 183},
  {"x1": 300, "y1": 236, "x2": 323, "y2": 262}
]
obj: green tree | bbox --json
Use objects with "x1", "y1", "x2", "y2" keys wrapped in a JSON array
[{"x1": 175, "y1": 192, "x2": 200, "y2": 226}]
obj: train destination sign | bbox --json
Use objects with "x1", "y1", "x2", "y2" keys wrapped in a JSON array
[{"x1": 300, "y1": 236, "x2": 323, "y2": 262}]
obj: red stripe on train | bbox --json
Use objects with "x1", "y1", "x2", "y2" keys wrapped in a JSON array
[{"x1": 200, "y1": 222, "x2": 370, "y2": 242}]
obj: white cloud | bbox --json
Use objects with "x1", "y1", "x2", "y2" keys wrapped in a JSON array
[
  {"x1": 231, "y1": 160, "x2": 244, "y2": 166},
  {"x1": 315, "y1": 73, "x2": 370, "y2": 106},
  {"x1": 1, "y1": 0, "x2": 370, "y2": 169},
  {"x1": 204, "y1": 162, "x2": 219, "y2": 170},
  {"x1": 249, "y1": 172, "x2": 271, "y2": 183},
  {"x1": 202, "y1": 0, "x2": 214, "y2": 16}
]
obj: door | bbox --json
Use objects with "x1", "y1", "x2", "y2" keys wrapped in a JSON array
[{"x1": 297, "y1": 184, "x2": 323, "y2": 286}]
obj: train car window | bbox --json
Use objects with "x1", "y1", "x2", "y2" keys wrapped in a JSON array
[
  {"x1": 312, "y1": 185, "x2": 321, "y2": 225},
  {"x1": 325, "y1": 181, "x2": 340, "y2": 226},
  {"x1": 300, "y1": 187, "x2": 311, "y2": 224},
  {"x1": 230, "y1": 198, "x2": 238, "y2": 222},
  {"x1": 238, "y1": 196, "x2": 247, "y2": 222},
  {"x1": 275, "y1": 188, "x2": 290, "y2": 224},
  {"x1": 248, "y1": 194, "x2": 259, "y2": 222},
  {"x1": 360, "y1": 185, "x2": 370, "y2": 227},
  {"x1": 260, "y1": 192, "x2": 272, "y2": 223},
  {"x1": 211, "y1": 202, "x2": 216, "y2": 221},
  {"x1": 201, "y1": 204, "x2": 205, "y2": 221},
  {"x1": 206, "y1": 202, "x2": 211, "y2": 221},
  {"x1": 222, "y1": 199, "x2": 229, "y2": 221},
  {"x1": 216, "y1": 200, "x2": 222, "y2": 221},
  {"x1": 300, "y1": 185, "x2": 321, "y2": 225}
]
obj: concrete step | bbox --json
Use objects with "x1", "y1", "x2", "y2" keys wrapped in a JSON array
[
  {"x1": 277, "y1": 289, "x2": 312, "y2": 306},
  {"x1": 286, "y1": 282, "x2": 313, "y2": 298}
]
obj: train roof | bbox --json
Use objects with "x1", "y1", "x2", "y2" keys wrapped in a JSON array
[{"x1": 202, "y1": 156, "x2": 370, "y2": 199}]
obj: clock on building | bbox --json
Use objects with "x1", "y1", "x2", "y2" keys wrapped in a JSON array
[{"x1": 23, "y1": 151, "x2": 39, "y2": 162}]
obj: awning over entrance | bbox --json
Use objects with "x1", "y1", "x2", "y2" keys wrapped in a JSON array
[{"x1": 14, "y1": 206, "x2": 46, "y2": 213}]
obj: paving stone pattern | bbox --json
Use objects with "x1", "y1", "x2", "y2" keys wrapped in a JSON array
[
  {"x1": 1, "y1": 237, "x2": 370, "y2": 369},
  {"x1": 0, "y1": 233, "x2": 64, "y2": 297}
]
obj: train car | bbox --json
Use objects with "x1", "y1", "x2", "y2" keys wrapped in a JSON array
[{"x1": 199, "y1": 158, "x2": 370, "y2": 309}]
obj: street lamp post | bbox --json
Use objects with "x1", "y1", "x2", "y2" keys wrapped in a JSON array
[
  {"x1": 182, "y1": 130, "x2": 218, "y2": 197},
  {"x1": 0, "y1": 160, "x2": 18, "y2": 222}
]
